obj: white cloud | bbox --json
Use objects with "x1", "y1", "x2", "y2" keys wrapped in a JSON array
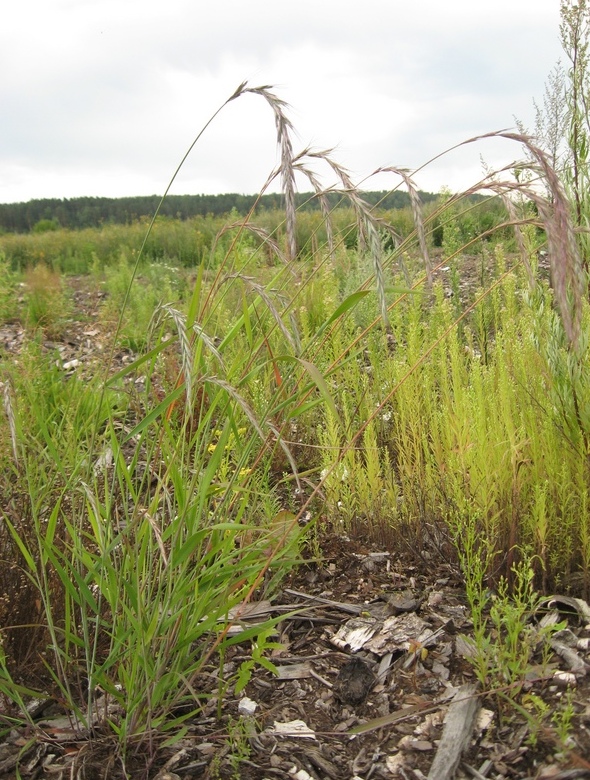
[{"x1": 0, "y1": 0, "x2": 564, "y2": 202}]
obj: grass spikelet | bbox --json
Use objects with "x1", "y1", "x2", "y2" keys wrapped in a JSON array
[
  {"x1": 496, "y1": 189, "x2": 536, "y2": 289},
  {"x1": 457, "y1": 130, "x2": 585, "y2": 348},
  {"x1": 244, "y1": 85, "x2": 297, "y2": 261},
  {"x1": 222, "y1": 273, "x2": 299, "y2": 353},
  {"x1": 191, "y1": 321, "x2": 225, "y2": 367},
  {"x1": 522, "y1": 134, "x2": 585, "y2": 348},
  {"x1": 204, "y1": 375, "x2": 300, "y2": 489},
  {"x1": 375, "y1": 166, "x2": 432, "y2": 286},
  {"x1": 308, "y1": 150, "x2": 399, "y2": 324},
  {"x1": 149, "y1": 304, "x2": 195, "y2": 403},
  {"x1": 218, "y1": 220, "x2": 292, "y2": 271},
  {"x1": 292, "y1": 148, "x2": 336, "y2": 255}
]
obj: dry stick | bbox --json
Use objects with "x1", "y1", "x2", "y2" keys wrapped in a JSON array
[{"x1": 427, "y1": 683, "x2": 480, "y2": 780}]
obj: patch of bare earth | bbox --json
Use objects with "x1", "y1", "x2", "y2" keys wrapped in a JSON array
[{"x1": 1, "y1": 536, "x2": 590, "y2": 779}]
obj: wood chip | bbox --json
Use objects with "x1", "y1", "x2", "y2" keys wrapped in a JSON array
[
  {"x1": 364, "y1": 613, "x2": 434, "y2": 655},
  {"x1": 427, "y1": 684, "x2": 480, "y2": 780},
  {"x1": 304, "y1": 747, "x2": 342, "y2": 779},
  {"x1": 550, "y1": 638, "x2": 588, "y2": 676},
  {"x1": 268, "y1": 720, "x2": 316, "y2": 739},
  {"x1": 276, "y1": 662, "x2": 313, "y2": 680},
  {"x1": 386, "y1": 589, "x2": 423, "y2": 613}
]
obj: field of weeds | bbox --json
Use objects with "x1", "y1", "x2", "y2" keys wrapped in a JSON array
[{"x1": 1, "y1": 25, "x2": 590, "y2": 779}]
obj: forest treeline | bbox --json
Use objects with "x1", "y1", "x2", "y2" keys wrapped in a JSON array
[{"x1": 0, "y1": 190, "x2": 440, "y2": 233}]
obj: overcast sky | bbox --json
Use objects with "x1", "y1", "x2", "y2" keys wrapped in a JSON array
[{"x1": 1, "y1": 0, "x2": 563, "y2": 204}]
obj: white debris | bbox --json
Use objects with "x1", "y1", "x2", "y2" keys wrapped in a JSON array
[
  {"x1": 269, "y1": 719, "x2": 316, "y2": 739},
  {"x1": 93, "y1": 447, "x2": 113, "y2": 474},
  {"x1": 386, "y1": 752, "x2": 409, "y2": 774},
  {"x1": 331, "y1": 617, "x2": 379, "y2": 652},
  {"x1": 237, "y1": 696, "x2": 257, "y2": 716},
  {"x1": 288, "y1": 767, "x2": 313, "y2": 780},
  {"x1": 365, "y1": 613, "x2": 433, "y2": 655},
  {"x1": 553, "y1": 670, "x2": 578, "y2": 686},
  {"x1": 475, "y1": 708, "x2": 495, "y2": 734}
]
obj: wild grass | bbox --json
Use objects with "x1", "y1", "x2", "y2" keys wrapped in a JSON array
[
  {"x1": 0, "y1": 77, "x2": 588, "y2": 767},
  {"x1": 0, "y1": 217, "x2": 223, "y2": 274},
  {"x1": 0, "y1": 253, "x2": 19, "y2": 322},
  {"x1": 23, "y1": 262, "x2": 71, "y2": 336}
]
